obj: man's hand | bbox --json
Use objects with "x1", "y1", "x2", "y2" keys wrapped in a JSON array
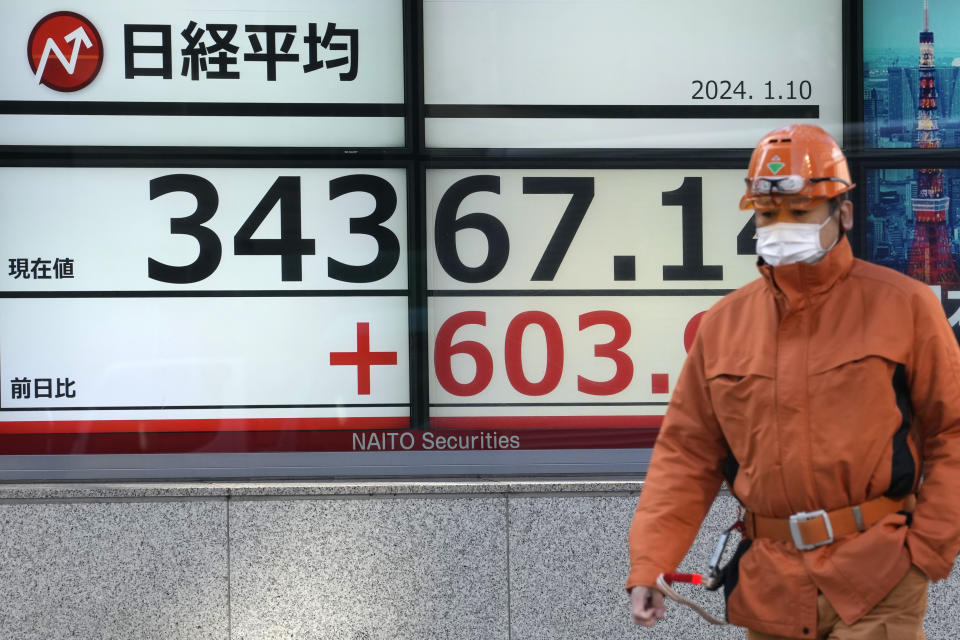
[{"x1": 630, "y1": 585, "x2": 667, "y2": 627}]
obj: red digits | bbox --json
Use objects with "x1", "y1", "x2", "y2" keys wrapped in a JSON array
[
  {"x1": 434, "y1": 311, "x2": 494, "y2": 396},
  {"x1": 504, "y1": 311, "x2": 563, "y2": 395},
  {"x1": 577, "y1": 310, "x2": 633, "y2": 395},
  {"x1": 435, "y1": 309, "x2": 637, "y2": 397}
]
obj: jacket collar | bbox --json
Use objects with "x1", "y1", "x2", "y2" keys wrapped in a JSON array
[{"x1": 758, "y1": 234, "x2": 854, "y2": 307}]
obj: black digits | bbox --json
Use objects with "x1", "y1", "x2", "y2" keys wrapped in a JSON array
[
  {"x1": 234, "y1": 176, "x2": 316, "y2": 281},
  {"x1": 327, "y1": 174, "x2": 400, "y2": 283},
  {"x1": 661, "y1": 177, "x2": 723, "y2": 281},
  {"x1": 523, "y1": 177, "x2": 594, "y2": 281},
  {"x1": 435, "y1": 175, "x2": 508, "y2": 283},
  {"x1": 148, "y1": 174, "x2": 222, "y2": 284}
]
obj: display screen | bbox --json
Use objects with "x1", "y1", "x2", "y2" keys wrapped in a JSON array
[
  {"x1": 423, "y1": 0, "x2": 843, "y2": 149},
  {"x1": 863, "y1": 0, "x2": 960, "y2": 148},
  {"x1": 425, "y1": 168, "x2": 757, "y2": 448},
  {"x1": 0, "y1": 1, "x2": 406, "y2": 147},
  {"x1": 9, "y1": 0, "x2": 955, "y2": 478},
  {"x1": 0, "y1": 167, "x2": 411, "y2": 454}
]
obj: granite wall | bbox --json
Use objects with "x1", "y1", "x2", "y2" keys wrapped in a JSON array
[{"x1": 0, "y1": 480, "x2": 956, "y2": 639}]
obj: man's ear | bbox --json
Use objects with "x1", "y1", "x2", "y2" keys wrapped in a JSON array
[{"x1": 839, "y1": 199, "x2": 854, "y2": 232}]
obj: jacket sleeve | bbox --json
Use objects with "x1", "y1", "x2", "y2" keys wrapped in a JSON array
[
  {"x1": 905, "y1": 287, "x2": 960, "y2": 581},
  {"x1": 626, "y1": 328, "x2": 728, "y2": 590}
]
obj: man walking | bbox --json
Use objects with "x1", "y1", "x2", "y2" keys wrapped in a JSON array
[{"x1": 627, "y1": 124, "x2": 960, "y2": 638}]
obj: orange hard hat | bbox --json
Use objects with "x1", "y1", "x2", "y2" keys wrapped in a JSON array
[{"x1": 739, "y1": 124, "x2": 855, "y2": 210}]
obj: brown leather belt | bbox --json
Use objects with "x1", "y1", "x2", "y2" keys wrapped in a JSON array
[{"x1": 744, "y1": 494, "x2": 916, "y2": 550}]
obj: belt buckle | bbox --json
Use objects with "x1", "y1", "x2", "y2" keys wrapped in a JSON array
[{"x1": 789, "y1": 509, "x2": 834, "y2": 550}]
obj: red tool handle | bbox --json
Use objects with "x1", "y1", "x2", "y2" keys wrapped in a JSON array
[{"x1": 661, "y1": 572, "x2": 703, "y2": 585}]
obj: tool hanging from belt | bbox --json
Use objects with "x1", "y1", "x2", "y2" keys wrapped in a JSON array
[
  {"x1": 655, "y1": 520, "x2": 743, "y2": 627},
  {"x1": 655, "y1": 494, "x2": 916, "y2": 625}
]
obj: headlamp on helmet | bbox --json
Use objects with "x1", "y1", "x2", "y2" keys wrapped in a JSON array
[{"x1": 744, "y1": 176, "x2": 854, "y2": 210}]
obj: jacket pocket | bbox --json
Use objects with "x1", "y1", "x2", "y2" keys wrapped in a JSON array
[
  {"x1": 704, "y1": 361, "x2": 773, "y2": 426},
  {"x1": 806, "y1": 353, "x2": 918, "y2": 502},
  {"x1": 704, "y1": 362, "x2": 774, "y2": 495}
]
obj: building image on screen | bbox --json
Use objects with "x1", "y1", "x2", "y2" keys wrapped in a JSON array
[
  {"x1": 864, "y1": 0, "x2": 960, "y2": 148},
  {"x1": 865, "y1": 167, "x2": 960, "y2": 343},
  {"x1": 866, "y1": 169, "x2": 960, "y2": 274}
]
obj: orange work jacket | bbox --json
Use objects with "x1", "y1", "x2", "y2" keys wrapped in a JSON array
[{"x1": 627, "y1": 237, "x2": 960, "y2": 638}]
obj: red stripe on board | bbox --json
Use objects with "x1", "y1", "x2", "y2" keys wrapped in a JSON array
[
  {"x1": 430, "y1": 415, "x2": 663, "y2": 429},
  {"x1": 0, "y1": 416, "x2": 410, "y2": 435},
  {"x1": 0, "y1": 426, "x2": 661, "y2": 455}
]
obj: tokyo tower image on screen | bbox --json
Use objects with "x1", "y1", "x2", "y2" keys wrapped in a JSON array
[{"x1": 908, "y1": 0, "x2": 960, "y2": 285}]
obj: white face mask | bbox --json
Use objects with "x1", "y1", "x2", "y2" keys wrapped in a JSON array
[{"x1": 755, "y1": 216, "x2": 836, "y2": 267}]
